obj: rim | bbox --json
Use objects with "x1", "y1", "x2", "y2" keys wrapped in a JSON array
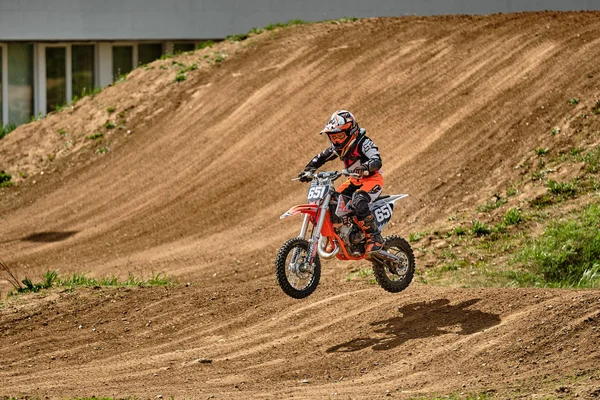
[
  {"x1": 382, "y1": 245, "x2": 410, "y2": 282},
  {"x1": 286, "y1": 245, "x2": 316, "y2": 290}
]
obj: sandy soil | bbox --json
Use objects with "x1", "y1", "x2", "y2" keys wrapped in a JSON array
[{"x1": 1, "y1": 11, "x2": 600, "y2": 399}]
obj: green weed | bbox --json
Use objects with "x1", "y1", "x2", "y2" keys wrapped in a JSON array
[
  {"x1": 551, "y1": 127, "x2": 561, "y2": 135},
  {"x1": 330, "y1": 17, "x2": 360, "y2": 24},
  {"x1": 5, "y1": 270, "x2": 177, "y2": 296},
  {"x1": 453, "y1": 226, "x2": 466, "y2": 236},
  {"x1": 214, "y1": 52, "x2": 227, "y2": 63},
  {"x1": 196, "y1": 40, "x2": 215, "y2": 50},
  {"x1": 535, "y1": 147, "x2": 549, "y2": 157},
  {"x1": 409, "y1": 231, "x2": 429, "y2": 242},
  {"x1": 547, "y1": 179, "x2": 577, "y2": 197},
  {"x1": 248, "y1": 27, "x2": 264, "y2": 35},
  {"x1": 568, "y1": 98, "x2": 580, "y2": 106},
  {"x1": 88, "y1": 132, "x2": 103, "y2": 140},
  {"x1": 0, "y1": 123, "x2": 17, "y2": 139},
  {"x1": 409, "y1": 391, "x2": 493, "y2": 399},
  {"x1": 583, "y1": 146, "x2": 600, "y2": 173},
  {"x1": 264, "y1": 19, "x2": 308, "y2": 31},
  {"x1": 106, "y1": 106, "x2": 116, "y2": 114},
  {"x1": 506, "y1": 186, "x2": 518, "y2": 197},
  {"x1": 471, "y1": 220, "x2": 492, "y2": 237},
  {"x1": 503, "y1": 208, "x2": 523, "y2": 226},
  {"x1": 226, "y1": 33, "x2": 249, "y2": 42},
  {"x1": 96, "y1": 147, "x2": 109, "y2": 154},
  {"x1": 592, "y1": 100, "x2": 600, "y2": 115},
  {"x1": 345, "y1": 268, "x2": 376, "y2": 284},
  {"x1": 174, "y1": 72, "x2": 187, "y2": 82},
  {"x1": 0, "y1": 171, "x2": 13, "y2": 188},
  {"x1": 477, "y1": 196, "x2": 507, "y2": 212}
]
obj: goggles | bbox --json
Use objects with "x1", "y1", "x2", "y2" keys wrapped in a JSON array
[{"x1": 327, "y1": 131, "x2": 347, "y2": 144}]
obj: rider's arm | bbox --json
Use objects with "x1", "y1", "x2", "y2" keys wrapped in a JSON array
[
  {"x1": 304, "y1": 146, "x2": 339, "y2": 171},
  {"x1": 360, "y1": 137, "x2": 382, "y2": 173}
]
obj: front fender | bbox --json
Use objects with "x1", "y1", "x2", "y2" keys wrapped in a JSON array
[{"x1": 280, "y1": 204, "x2": 319, "y2": 220}]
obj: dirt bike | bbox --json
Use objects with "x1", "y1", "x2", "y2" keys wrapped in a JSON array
[{"x1": 275, "y1": 169, "x2": 415, "y2": 299}]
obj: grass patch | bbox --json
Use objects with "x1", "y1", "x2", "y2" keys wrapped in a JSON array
[
  {"x1": 515, "y1": 203, "x2": 600, "y2": 288},
  {"x1": 1, "y1": 123, "x2": 17, "y2": 140},
  {"x1": 196, "y1": 40, "x2": 215, "y2": 50},
  {"x1": 2, "y1": 268, "x2": 177, "y2": 297},
  {"x1": 410, "y1": 393, "x2": 493, "y2": 400},
  {"x1": 409, "y1": 230, "x2": 429, "y2": 242},
  {"x1": 88, "y1": 132, "x2": 104, "y2": 140},
  {"x1": 503, "y1": 208, "x2": 523, "y2": 226},
  {"x1": 476, "y1": 195, "x2": 508, "y2": 212},
  {"x1": 547, "y1": 179, "x2": 577, "y2": 197},
  {"x1": 345, "y1": 268, "x2": 376, "y2": 284},
  {"x1": 264, "y1": 19, "x2": 308, "y2": 31},
  {"x1": 174, "y1": 72, "x2": 187, "y2": 82},
  {"x1": 226, "y1": 33, "x2": 249, "y2": 42},
  {"x1": 0, "y1": 171, "x2": 14, "y2": 188},
  {"x1": 471, "y1": 220, "x2": 492, "y2": 237}
]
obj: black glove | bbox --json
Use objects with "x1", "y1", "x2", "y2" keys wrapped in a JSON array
[
  {"x1": 353, "y1": 164, "x2": 369, "y2": 177},
  {"x1": 298, "y1": 170, "x2": 313, "y2": 182}
]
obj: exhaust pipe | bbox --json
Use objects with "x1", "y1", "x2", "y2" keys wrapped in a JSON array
[{"x1": 317, "y1": 235, "x2": 339, "y2": 259}]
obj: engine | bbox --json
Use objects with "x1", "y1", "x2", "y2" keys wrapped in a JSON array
[{"x1": 335, "y1": 223, "x2": 365, "y2": 256}]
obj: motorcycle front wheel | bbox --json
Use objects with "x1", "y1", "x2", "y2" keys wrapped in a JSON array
[
  {"x1": 372, "y1": 235, "x2": 415, "y2": 293},
  {"x1": 275, "y1": 237, "x2": 321, "y2": 299}
]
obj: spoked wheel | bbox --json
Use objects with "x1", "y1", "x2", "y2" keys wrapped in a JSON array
[
  {"x1": 275, "y1": 237, "x2": 321, "y2": 299},
  {"x1": 372, "y1": 235, "x2": 415, "y2": 293}
]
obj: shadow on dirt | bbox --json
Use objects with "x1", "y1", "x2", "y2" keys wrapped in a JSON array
[
  {"x1": 326, "y1": 298, "x2": 501, "y2": 353},
  {"x1": 21, "y1": 231, "x2": 79, "y2": 243}
]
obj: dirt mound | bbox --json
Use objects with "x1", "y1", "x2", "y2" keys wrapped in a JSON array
[{"x1": 2, "y1": 11, "x2": 600, "y2": 398}]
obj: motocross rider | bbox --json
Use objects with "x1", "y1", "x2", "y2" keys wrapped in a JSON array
[{"x1": 298, "y1": 110, "x2": 384, "y2": 258}]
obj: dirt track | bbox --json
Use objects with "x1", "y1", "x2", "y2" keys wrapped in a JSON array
[{"x1": 2, "y1": 11, "x2": 600, "y2": 399}]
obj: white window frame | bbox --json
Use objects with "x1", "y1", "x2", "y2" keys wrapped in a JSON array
[
  {"x1": 110, "y1": 42, "x2": 138, "y2": 79},
  {"x1": 0, "y1": 43, "x2": 7, "y2": 125},
  {"x1": 37, "y1": 43, "x2": 72, "y2": 115}
]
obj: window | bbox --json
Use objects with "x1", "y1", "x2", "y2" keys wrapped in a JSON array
[
  {"x1": 173, "y1": 42, "x2": 195, "y2": 54},
  {"x1": 8, "y1": 43, "x2": 34, "y2": 124},
  {"x1": 0, "y1": 47, "x2": 3, "y2": 126},
  {"x1": 46, "y1": 47, "x2": 67, "y2": 113},
  {"x1": 138, "y1": 43, "x2": 162, "y2": 65},
  {"x1": 112, "y1": 45, "x2": 133, "y2": 81},
  {"x1": 72, "y1": 45, "x2": 95, "y2": 98}
]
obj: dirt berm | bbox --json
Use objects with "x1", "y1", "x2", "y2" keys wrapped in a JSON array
[{"x1": 1, "y1": 11, "x2": 600, "y2": 399}]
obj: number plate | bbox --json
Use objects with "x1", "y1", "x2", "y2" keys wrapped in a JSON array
[
  {"x1": 373, "y1": 203, "x2": 394, "y2": 227},
  {"x1": 307, "y1": 183, "x2": 329, "y2": 203}
]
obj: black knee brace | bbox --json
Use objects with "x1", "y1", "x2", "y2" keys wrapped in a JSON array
[{"x1": 351, "y1": 191, "x2": 372, "y2": 220}]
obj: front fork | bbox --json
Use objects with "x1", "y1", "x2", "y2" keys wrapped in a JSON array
[{"x1": 291, "y1": 193, "x2": 333, "y2": 266}]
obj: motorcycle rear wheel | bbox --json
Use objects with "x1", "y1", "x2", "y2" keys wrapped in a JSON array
[
  {"x1": 275, "y1": 237, "x2": 321, "y2": 299},
  {"x1": 372, "y1": 235, "x2": 415, "y2": 293}
]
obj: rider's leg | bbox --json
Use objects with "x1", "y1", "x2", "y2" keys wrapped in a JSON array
[{"x1": 352, "y1": 190, "x2": 383, "y2": 257}]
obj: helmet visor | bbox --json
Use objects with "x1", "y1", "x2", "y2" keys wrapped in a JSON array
[{"x1": 327, "y1": 131, "x2": 347, "y2": 145}]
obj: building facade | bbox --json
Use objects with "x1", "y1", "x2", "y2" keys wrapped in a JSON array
[{"x1": 1, "y1": 0, "x2": 599, "y2": 126}]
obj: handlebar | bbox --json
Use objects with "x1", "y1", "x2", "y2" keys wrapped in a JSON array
[
  {"x1": 292, "y1": 169, "x2": 360, "y2": 182},
  {"x1": 341, "y1": 169, "x2": 361, "y2": 178}
]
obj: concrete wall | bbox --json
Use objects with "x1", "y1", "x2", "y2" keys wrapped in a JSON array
[{"x1": 1, "y1": 0, "x2": 599, "y2": 41}]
